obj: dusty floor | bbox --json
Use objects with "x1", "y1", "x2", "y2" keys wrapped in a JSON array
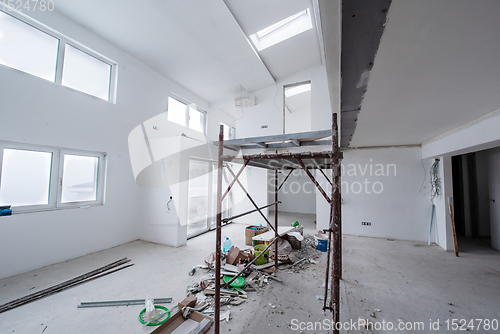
[{"x1": 0, "y1": 212, "x2": 499, "y2": 334}]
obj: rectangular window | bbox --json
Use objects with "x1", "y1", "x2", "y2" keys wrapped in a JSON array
[
  {"x1": 0, "y1": 142, "x2": 106, "y2": 214},
  {"x1": 0, "y1": 148, "x2": 53, "y2": 207},
  {"x1": 221, "y1": 122, "x2": 235, "y2": 140},
  {"x1": 167, "y1": 96, "x2": 206, "y2": 133},
  {"x1": 0, "y1": 9, "x2": 59, "y2": 82},
  {"x1": 0, "y1": 7, "x2": 116, "y2": 102},
  {"x1": 60, "y1": 154, "x2": 100, "y2": 204},
  {"x1": 62, "y1": 45, "x2": 112, "y2": 101}
]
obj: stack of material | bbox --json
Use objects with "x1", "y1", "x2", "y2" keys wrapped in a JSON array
[{"x1": 0, "y1": 258, "x2": 133, "y2": 314}]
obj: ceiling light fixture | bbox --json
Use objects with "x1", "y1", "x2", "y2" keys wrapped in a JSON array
[{"x1": 249, "y1": 9, "x2": 313, "y2": 51}]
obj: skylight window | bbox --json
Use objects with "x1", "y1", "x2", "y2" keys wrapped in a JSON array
[
  {"x1": 285, "y1": 83, "x2": 311, "y2": 97},
  {"x1": 249, "y1": 9, "x2": 313, "y2": 51}
]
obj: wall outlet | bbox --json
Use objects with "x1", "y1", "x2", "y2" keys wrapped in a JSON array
[
  {"x1": 361, "y1": 222, "x2": 371, "y2": 226},
  {"x1": 261, "y1": 125, "x2": 268, "y2": 129}
]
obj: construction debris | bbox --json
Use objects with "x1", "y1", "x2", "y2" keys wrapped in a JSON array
[
  {"x1": 78, "y1": 298, "x2": 172, "y2": 308},
  {"x1": 0, "y1": 258, "x2": 134, "y2": 314}
]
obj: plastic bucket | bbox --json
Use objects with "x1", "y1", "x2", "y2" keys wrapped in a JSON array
[
  {"x1": 254, "y1": 244, "x2": 269, "y2": 265},
  {"x1": 315, "y1": 233, "x2": 328, "y2": 252}
]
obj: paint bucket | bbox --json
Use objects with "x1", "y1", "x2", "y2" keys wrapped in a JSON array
[
  {"x1": 315, "y1": 233, "x2": 328, "y2": 252},
  {"x1": 253, "y1": 244, "x2": 269, "y2": 265}
]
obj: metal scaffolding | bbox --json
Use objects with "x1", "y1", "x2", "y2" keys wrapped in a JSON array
[{"x1": 213, "y1": 113, "x2": 342, "y2": 334}]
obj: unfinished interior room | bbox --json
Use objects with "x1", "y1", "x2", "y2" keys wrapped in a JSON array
[{"x1": 1, "y1": 0, "x2": 499, "y2": 333}]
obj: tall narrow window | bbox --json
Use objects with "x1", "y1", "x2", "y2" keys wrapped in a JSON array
[
  {"x1": 167, "y1": 97, "x2": 188, "y2": 126},
  {"x1": 62, "y1": 45, "x2": 112, "y2": 100},
  {"x1": 0, "y1": 148, "x2": 53, "y2": 207},
  {"x1": 0, "y1": 10, "x2": 59, "y2": 81},
  {"x1": 189, "y1": 107, "x2": 204, "y2": 133},
  {"x1": 60, "y1": 154, "x2": 100, "y2": 203}
]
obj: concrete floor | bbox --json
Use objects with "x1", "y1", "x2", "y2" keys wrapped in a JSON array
[{"x1": 0, "y1": 212, "x2": 499, "y2": 334}]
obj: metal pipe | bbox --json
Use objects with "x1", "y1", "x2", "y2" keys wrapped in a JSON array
[
  {"x1": 214, "y1": 125, "x2": 224, "y2": 334},
  {"x1": 274, "y1": 169, "x2": 279, "y2": 270},
  {"x1": 318, "y1": 168, "x2": 333, "y2": 186},
  {"x1": 226, "y1": 166, "x2": 277, "y2": 234},
  {"x1": 222, "y1": 202, "x2": 280, "y2": 222},
  {"x1": 323, "y1": 207, "x2": 334, "y2": 311},
  {"x1": 221, "y1": 160, "x2": 249, "y2": 201},
  {"x1": 278, "y1": 169, "x2": 294, "y2": 191},
  {"x1": 295, "y1": 158, "x2": 332, "y2": 204},
  {"x1": 331, "y1": 113, "x2": 340, "y2": 332},
  {"x1": 78, "y1": 298, "x2": 173, "y2": 308}
]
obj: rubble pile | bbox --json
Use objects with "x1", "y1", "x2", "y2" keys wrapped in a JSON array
[{"x1": 183, "y1": 231, "x2": 324, "y2": 325}]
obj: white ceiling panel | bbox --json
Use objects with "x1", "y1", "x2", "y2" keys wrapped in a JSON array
[
  {"x1": 224, "y1": 0, "x2": 323, "y2": 81},
  {"x1": 155, "y1": 0, "x2": 275, "y2": 93},
  {"x1": 52, "y1": 0, "x2": 249, "y2": 103},
  {"x1": 350, "y1": 0, "x2": 500, "y2": 147}
]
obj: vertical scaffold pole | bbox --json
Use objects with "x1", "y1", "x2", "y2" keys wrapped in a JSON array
[{"x1": 214, "y1": 125, "x2": 224, "y2": 334}]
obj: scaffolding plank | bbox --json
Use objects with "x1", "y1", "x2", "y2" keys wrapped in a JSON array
[{"x1": 212, "y1": 129, "x2": 332, "y2": 147}]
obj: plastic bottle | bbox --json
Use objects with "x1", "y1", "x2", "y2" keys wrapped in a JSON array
[
  {"x1": 145, "y1": 297, "x2": 155, "y2": 320},
  {"x1": 252, "y1": 232, "x2": 258, "y2": 247},
  {"x1": 223, "y1": 237, "x2": 232, "y2": 252}
]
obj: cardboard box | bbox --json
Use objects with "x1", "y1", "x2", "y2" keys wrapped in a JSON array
[
  {"x1": 150, "y1": 296, "x2": 213, "y2": 334},
  {"x1": 150, "y1": 310, "x2": 213, "y2": 334},
  {"x1": 245, "y1": 225, "x2": 269, "y2": 246}
]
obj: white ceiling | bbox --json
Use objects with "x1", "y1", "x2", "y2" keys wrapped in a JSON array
[
  {"x1": 52, "y1": 0, "x2": 322, "y2": 105},
  {"x1": 350, "y1": 0, "x2": 500, "y2": 147}
]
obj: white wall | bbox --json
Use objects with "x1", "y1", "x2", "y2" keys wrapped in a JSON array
[
  {"x1": 229, "y1": 165, "x2": 269, "y2": 226},
  {"x1": 214, "y1": 65, "x2": 332, "y2": 139},
  {"x1": 486, "y1": 147, "x2": 500, "y2": 250},
  {"x1": 316, "y1": 147, "x2": 434, "y2": 243},
  {"x1": 0, "y1": 9, "x2": 216, "y2": 278},
  {"x1": 422, "y1": 109, "x2": 500, "y2": 251},
  {"x1": 267, "y1": 170, "x2": 316, "y2": 214}
]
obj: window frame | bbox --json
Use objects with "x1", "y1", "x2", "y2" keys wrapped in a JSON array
[
  {"x1": 0, "y1": 7, "x2": 117, "y2": 103},
  {"x1": 0, "y1": 141, "x2": 107, "y2": 214},
  {"x1": 0, "y1": 142, "x2": 58, "y2": 213},
  {"x1": 56, "y1": 149, "x2": 106, "y2": 209},
  {"x1": 167, "y1": 95, "x2": 207, "y2": 134},
  {"x1": 221, "y1": 122, "x2": 236, "y2": 140}
]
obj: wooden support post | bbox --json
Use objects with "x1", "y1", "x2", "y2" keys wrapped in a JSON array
[
  {"x1": 214, "y1": 125, "x2": 224, "y2": 334},
  {"x1": 275, "y1": 169, "x2": 279, "y2": 271}
]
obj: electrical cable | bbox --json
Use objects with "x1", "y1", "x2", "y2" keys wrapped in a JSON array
[{"x1": 418, "y1": 148, "x2": 427, "y2": 193}]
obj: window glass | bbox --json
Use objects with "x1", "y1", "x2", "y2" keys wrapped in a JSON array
[
  {"x1": 189, "y1": 107, "x2": 204, "y2": 133},
  {"x1": 61, "y1": 154, "x2": 99, "y2": 203},
  {"x1": 0, "y1": 10, "x2": 59, "y2": 81},
  {"x1": 221, "y1": 123, "x2": 235, "y2": 140},
  {"x1": 167, "y1": 97, "x2": 187, "y2": 126},
  {"x1": 62, "y1": 44, "x2": 111, "y2": 100},
  {"x1": 0, "y1": 149, "x2": 52, "y2": 206}
]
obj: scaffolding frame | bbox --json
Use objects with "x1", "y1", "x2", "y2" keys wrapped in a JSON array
[{"x1": 213, "y1": 113, "x2": 342, "y2": 334}]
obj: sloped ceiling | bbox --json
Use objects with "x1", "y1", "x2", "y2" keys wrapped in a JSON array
[
  {"x1": 350, "y1": 0, "x2": 500, "y2": 147},
  {"x1": 53, "y1": 0, "x2": 322, "y2": 106}
]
